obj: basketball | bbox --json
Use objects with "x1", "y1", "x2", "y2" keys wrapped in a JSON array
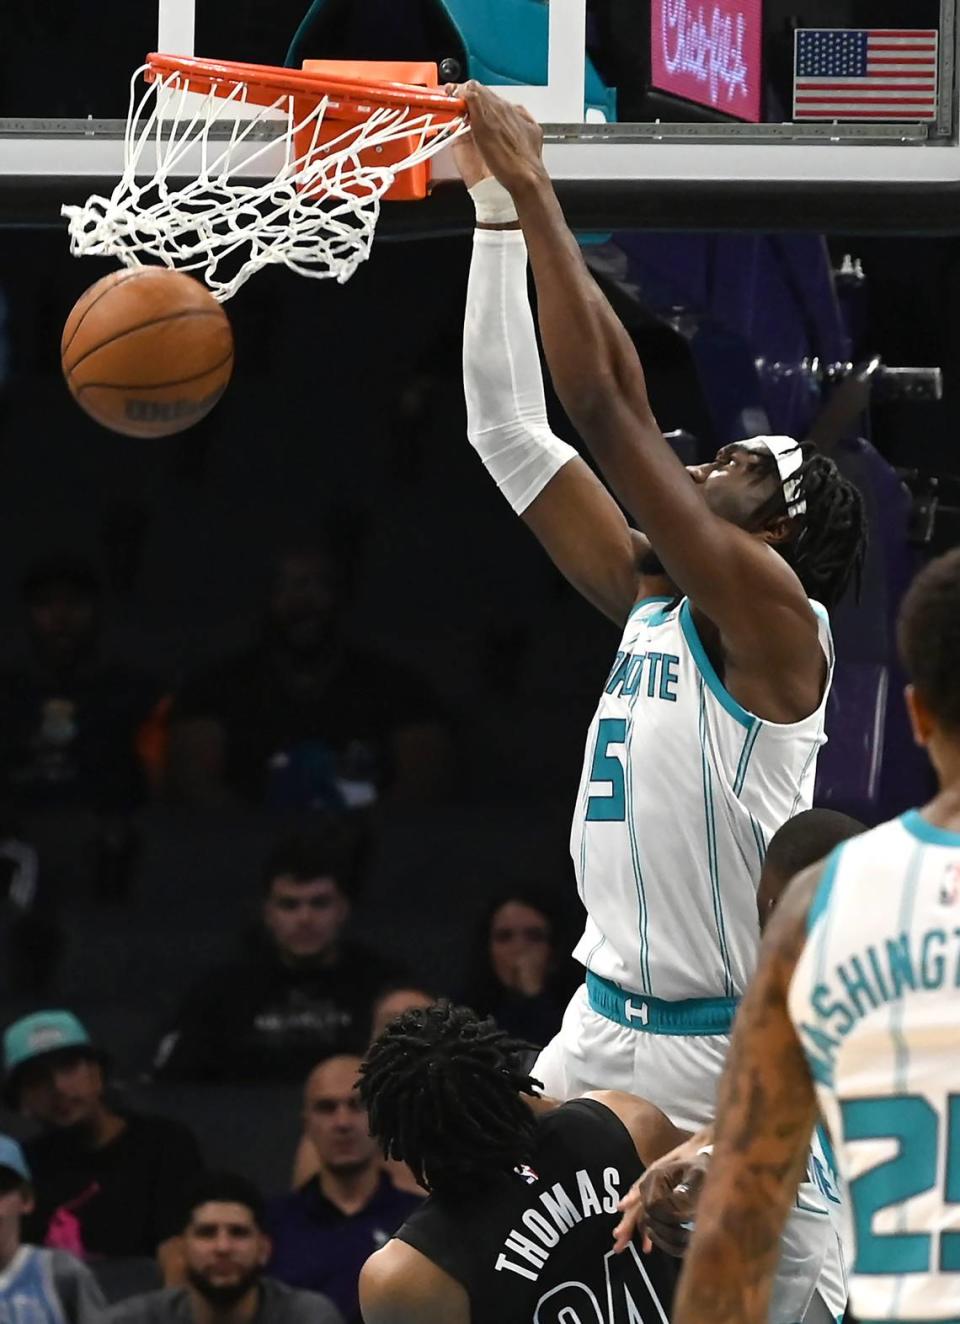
[{"x1": 61, "y1": 267, "x2": 234, "y2": 438}]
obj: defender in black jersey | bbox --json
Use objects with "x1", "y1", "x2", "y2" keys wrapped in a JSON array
[{"x1": 357, "y1": 1002, "x2": 687, "y2": 1324}]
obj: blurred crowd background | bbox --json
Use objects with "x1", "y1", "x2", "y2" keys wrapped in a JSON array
[{"x1": 0, "y1": 1, "x2": 958, "y2": 1321}]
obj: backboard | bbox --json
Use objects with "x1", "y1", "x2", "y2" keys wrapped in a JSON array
[{"x1": 1, "y1": 0, "x2": 958, "y2": 231}]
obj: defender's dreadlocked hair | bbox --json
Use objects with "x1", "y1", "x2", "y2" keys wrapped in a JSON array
[
  {"x1": 746, "y1": 443, "x2": 867, "y2": 611},
  {"x1": 359, "y1": 1002, "x2": 541, "y2": 1197}
]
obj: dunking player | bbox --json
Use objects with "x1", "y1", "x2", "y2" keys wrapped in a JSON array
[
  {"x1": 357, "y1": 1002, "x2": 687, "y2": 1324},
  {"x1": 673, "y1": 547, "x2": 960, "y2": 1324},
  {"x1": 450, "y1": 83, "x2": 866, "y2": 1320}
]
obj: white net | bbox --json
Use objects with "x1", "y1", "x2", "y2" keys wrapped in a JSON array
[{"x1": 62, "y1": 65, "x2": 466, "y2": 301}]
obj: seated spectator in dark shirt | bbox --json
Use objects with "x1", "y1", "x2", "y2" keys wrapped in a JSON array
[
  {"x1": 0, "y1": 556, "x2": 157, "y2": 815},
  {"x1": 165, "y1": 541, "x2": 448, "y2": 811},
  {"x1": 267, "y1": 1056, "x2": 421, "y2": 1323},
  {"x1": 0, "y1": 556, "x2": 159, "y2": 898},
  {"x1": 153, "y1": 828, "x2": 405, "y2": 1084},
  {"x1": 290, "y1": 987, "x2": 435, "y2": 1193},
  {"x1": 109, "y1": 1172, "x2": 341, "y2": 1324},
  {"x1": 460, "y1": 890, "x2": 579, "y2": 1048},
  {"x1": 0, "y1": 1133, "x2": 106, "y2": 1324},
  {"x1": 1, "y1": 1010, "x2": 201, "y2": 1280}
]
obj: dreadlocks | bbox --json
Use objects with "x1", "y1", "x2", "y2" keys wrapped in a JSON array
[
  {"x1": 748, "y1": 443, "x2": 867, "y2": 611},
  {"x1": 359, "y1": 1001, "x2": 541, "y2": 1197}
]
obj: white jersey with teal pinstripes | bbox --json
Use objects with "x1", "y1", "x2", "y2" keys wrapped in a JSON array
[
  {"x1": 788, "y1": 813, "x2": 960, "y2": 1324},
  {"x1": 571, "y1": 593, "x2": 834, "y2": 1000}
]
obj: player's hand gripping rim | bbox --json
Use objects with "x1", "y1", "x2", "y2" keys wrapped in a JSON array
[{"x1": 444, "y1": 80, "x2": 546, "y2": 196}]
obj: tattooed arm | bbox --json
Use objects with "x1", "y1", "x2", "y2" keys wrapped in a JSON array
[{"x1": 672, "y1": 861, "x2": 825, "y2": 1324}]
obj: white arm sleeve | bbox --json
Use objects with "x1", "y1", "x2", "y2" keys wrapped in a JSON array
[{"x1": 463, "y1": 228, "x2": 578, "y2": 515}]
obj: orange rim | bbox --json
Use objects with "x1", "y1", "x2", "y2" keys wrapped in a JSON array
[{"x1": 145, "y1": 53, "x2": 466, "y2": 121}]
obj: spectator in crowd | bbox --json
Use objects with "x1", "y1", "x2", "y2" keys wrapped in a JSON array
[
  {"x1": 0, "y1": 1133, "x2": 106, "y2": 1324},
  {"x1": 267, "y1": 1056, "x2": 422, "y2": 1323},
  {"x1": 153, "y1": 828, "x2": 405, "y2": 1084},
  {"x1": 165, "y1": 541, "x2": 448, "y2": 811},
  {"x1": 0, "y1": 556, "x2": 157, "y2": 815},
  {"x1": 290, "y1": 987, "x2": 435, "y2": 1192},
  {"x1": 0, "y1": 555, "x2": 159, "y2": 896},
  {"x1": 109, "y1": 1172, "x2": 341, "y2": 1324},
  {"x1": 460, "y1": 889, "x2": 579, "y2": 1046},
  {"x1": 2, "y1": 1010, "x2": 201, "y2": 1279}
]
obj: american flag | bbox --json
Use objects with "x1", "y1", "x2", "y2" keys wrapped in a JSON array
[{"x1": 793, "y1": 29, "x2": 938, "y2": 121}]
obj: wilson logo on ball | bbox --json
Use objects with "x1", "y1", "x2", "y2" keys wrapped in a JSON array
[{"x1": 124, "y1": 388, "x2": 226, "y2": 423}]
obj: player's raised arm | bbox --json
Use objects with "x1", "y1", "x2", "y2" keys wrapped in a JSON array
[
  {"x1": 456, "y1": 84, "x2": 865, "y2": 702},
  {"x1": 672, "y1": 863, "x2": 824, "y2": 1324},
  {"x1": 456, "y1": 130, "x2": 648, "y2": 626}
]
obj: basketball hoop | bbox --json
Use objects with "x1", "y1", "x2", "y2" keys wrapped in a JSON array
[{"x1": 62, "y1": 54, "x2": 468, "y2": 301}]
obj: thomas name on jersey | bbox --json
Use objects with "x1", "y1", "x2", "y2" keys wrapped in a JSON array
[
  {"x1": 604, "y1": 651, "x2": 681, "y2": 702},
  {"x1": 494, "y1": 1167, "x2": 623, "y2": 1282},
  {"x1": 798, "y1": 923, "x2": 960, "y2": 1085}
]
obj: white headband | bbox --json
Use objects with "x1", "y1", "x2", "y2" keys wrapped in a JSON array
[{"x1": 738, "y1": 435, "x2": 806, "y2": 517}]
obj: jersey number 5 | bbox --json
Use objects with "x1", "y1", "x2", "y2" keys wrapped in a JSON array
[
  {"x1": 841, "y1": 1093, "x2": 960, "y2": 1275},
  {"x1": 586, "y1": 719, "x2": 627, "y2": 822}
]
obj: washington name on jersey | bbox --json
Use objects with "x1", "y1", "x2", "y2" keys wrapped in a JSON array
[{"x1": 789, "y1": 813, "x2": 960, "y2": 1323}]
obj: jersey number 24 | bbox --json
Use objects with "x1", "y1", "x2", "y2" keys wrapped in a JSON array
[{"x1": 534, "y1": 1243, "x2": 670, "y2": 1324}]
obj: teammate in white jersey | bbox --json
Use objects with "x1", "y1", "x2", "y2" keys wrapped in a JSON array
[
  {"x1": 454, "y1": 82, "x2": 866, "y2": 1125},
  {"x1": 673, "y1": 546, "x2": 960, "y2": 1324}
]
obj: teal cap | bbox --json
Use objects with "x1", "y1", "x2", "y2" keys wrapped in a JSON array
[{"x1": 2, "y1": 1011, "x2": 98, "y2": 1103}]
